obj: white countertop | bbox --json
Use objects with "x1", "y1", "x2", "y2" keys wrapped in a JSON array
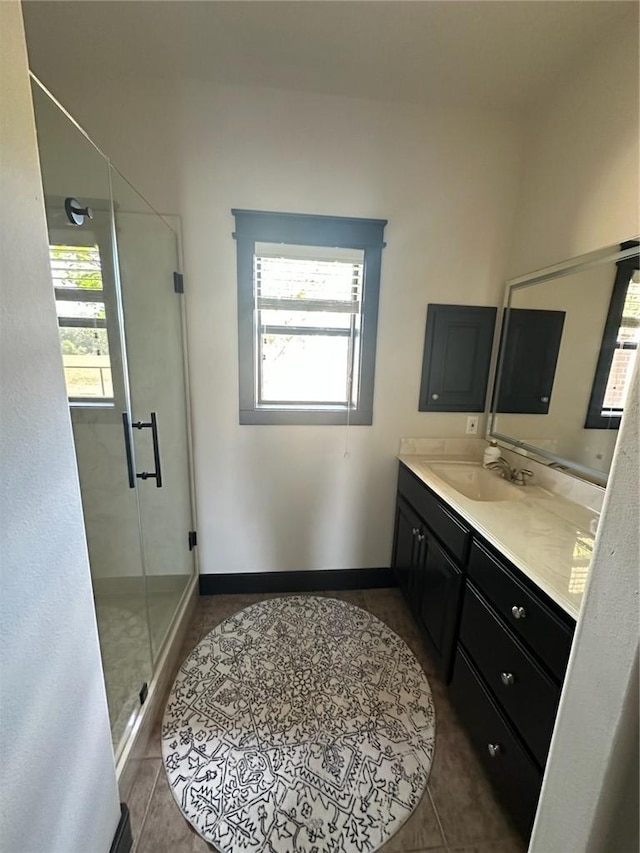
[{"x1": 398, "y1": 454, "x2": 597, "y2": 620}]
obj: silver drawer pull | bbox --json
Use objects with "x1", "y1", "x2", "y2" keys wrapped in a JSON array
[
  {"x1": 487, "y1": 743, "x2": 501, "y2": 758},
  {"x1": 417, "y1": 533, "x2": 425, "y2": 542},
  {"x1": 501, "y1": 672, "x2": 515, "y2": 686},
  {"x1": 511, "y1": 605, "x2": 527, "y2": 620},
  {"x1": 411, "y1": 527, "x2": 419, "y2": 536}
]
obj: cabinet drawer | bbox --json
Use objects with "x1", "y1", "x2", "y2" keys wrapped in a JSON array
[
  {"x1": 398, "y1": 464, "x2": 470, "y2": 563},
  {"x1": 468, "y1": 539, "x2": 574, "y2": 682},
  {"x1": 450, "y1": 646, "x2": 542, "y2": 837},
  {"x1": 461, "y1": 583, "x2": 560, "y2": 767}
]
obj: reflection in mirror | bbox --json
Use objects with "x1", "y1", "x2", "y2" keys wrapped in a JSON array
[
  {"x1": 585, "y1": 248, "x2": 639, "y2": 429},
  {"x1": 490, "y1": 240, "x2": 640, "y2": 485}
]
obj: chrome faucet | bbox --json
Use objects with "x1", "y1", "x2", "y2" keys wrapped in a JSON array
[
  {"x1": 512, "y1": 468, "x2": 534, "y2": 486},
  {"x1": 486, "y1": 457, "x2": 513, "y2": 479},
  {"x1": 486, "y1": 457, "x2": 533, "y2": 485}
]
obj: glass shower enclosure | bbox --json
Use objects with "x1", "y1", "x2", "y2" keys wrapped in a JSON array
[{"x1": 30, "y1": 77, "x2": 197, "y2": 760}]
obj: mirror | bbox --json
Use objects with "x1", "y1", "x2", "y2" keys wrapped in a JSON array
[{"x1": 489, "y1": 240, "x2": 639, "y2": 486}]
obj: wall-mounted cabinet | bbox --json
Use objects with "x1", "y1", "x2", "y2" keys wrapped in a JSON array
[
  {"x1": 419, "y1": 304, "x2": 497, "y2": 412},
  {"x1": 495, "y1": 308, "x2": 566, "y2": 414}
]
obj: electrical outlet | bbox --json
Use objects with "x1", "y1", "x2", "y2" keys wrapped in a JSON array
[{"x1": 466, "y1": 416, "x2": 479, "y2": 434}]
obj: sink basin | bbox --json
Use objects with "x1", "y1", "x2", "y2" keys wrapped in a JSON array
[{"x1": 424, "y1": 461, "x2": 526, "y2": 502}]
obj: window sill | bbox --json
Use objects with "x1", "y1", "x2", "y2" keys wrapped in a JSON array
[
  {"x1": 240, "y1": 407, "x2": 373, "y2": 426},
  {"x1": 69, "y1": 400, "x2": 115, "y2": 408}
]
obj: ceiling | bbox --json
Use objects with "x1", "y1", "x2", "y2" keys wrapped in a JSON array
[{"x1": 22, "y1": 1, "x2": 637, "y2": 110}]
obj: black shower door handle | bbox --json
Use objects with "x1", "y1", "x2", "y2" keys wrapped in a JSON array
[
  {"x1": 121, "y1": 411, "x2": 136, "y2": 488},
  {"x1": 122, "y1": 411, "x2": 163, "y2": 488}
]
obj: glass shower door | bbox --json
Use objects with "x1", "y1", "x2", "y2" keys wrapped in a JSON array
[
  {"x1": 110, "y1": 168, "x2": 196, "y2": 660},
  {"x1": 31, "y1": 80, "x2": 153, "y2": 756}
]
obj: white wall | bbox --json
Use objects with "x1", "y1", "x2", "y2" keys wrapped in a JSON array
[
  {"x1": 507, "y1": 16, "x2": 639, "y2": 276},
  {"x1": 503, "y1": 13, "x2": 639, "y2": 853},
  {"x1": 184, "y1": 82, "x2": 527, "y2": 575},
  {"x1": 0, "y1": 5, "x2": 121, "y2": 852}
]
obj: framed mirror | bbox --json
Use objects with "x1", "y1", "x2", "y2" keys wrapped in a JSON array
[{"x1": 489, "y1": 239, "x2": 639, "y2": 486}]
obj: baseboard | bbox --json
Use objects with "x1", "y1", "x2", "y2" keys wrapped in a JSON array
[
  {"x1": 199, "y1": 567, "x2": 397, "y2": 595},
  {"x1": 109, "y1": 804, "x2": 132, "y2": 853}
]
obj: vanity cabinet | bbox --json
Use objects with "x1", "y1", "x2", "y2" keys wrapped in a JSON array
[
  {"x1": 391, "y1": 461, "x2": 576, "y2": 838},
  {"x1": 392, "y1": 465, "x2": 469, "y2": 680}
]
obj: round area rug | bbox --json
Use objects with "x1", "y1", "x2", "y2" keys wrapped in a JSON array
[{"x1": 162, "y1": 596, "x2": 435, "y2": 853}]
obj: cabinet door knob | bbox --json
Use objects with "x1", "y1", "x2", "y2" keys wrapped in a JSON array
[
  {"x1": 431, "y1": 393, "x2": 439, "y2": 400},
  {"x1": 540, "y1": 396, "x2": 549, "y2": 403},
  {"x1": 417, "y1": 533, "x2": 425, "y2": 542},
  {"x1": 500, "y1": 672, "x2": 515, "y2": 686},
  {"x1": 511, "y1": 605, "x2": 526, "y2": 620},
  {"x1": 411, "y1": 527, "x2": 419, "y2": 536},
  {"x1": 487, "y1": 743, "x2": 501, "y2": 758}
]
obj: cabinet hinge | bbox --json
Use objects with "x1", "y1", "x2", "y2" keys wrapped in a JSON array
[
  {"x1": 173, "y1": 271, "x2": 184, "y2": 293},
  {"x1": 188, "y1": 530, "x2": 198, "y2": 551}
]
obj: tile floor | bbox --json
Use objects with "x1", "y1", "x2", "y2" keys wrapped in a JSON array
[{"x1": 129, "y1": 588, "x2": 527, "y2": 853}]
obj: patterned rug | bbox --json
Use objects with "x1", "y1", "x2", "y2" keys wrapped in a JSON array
[{"x1": 162, "y1": 596, "x2": 435, "y2": 853}]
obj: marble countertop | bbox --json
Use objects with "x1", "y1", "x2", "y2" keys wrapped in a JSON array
[{"x1": 398, "y1": 454, "x2": 597, "y2": 620}]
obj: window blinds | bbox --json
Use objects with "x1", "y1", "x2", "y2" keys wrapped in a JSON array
[{"x1": 254, "y1": 242, "x2": 364, "y2": 313}]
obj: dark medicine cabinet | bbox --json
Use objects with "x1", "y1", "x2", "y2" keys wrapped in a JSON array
[
  {"x1": 494, "y1": 308, "x2": 566, "y2": 414},
  {"x1": 419, "y1": 304, "x2": 497, "y2": 412}
]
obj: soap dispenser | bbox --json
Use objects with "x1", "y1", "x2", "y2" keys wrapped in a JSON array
[{"x1": 483, "y1": 440, "x2": 501, "y2": 468}]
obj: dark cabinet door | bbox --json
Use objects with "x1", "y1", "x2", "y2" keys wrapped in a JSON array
[
  {"x1": 495, "y1": 308, "x2": 565, "y2": 414},
  {"x1": 392, "y1": 498, "x2": 423, "y2": 600},
  {"x1": 419, "y1": 304, "x2": 497, "y2": 412},
  {"x1": 419, "y1": 531, "x2": 464, "y2": 682}
]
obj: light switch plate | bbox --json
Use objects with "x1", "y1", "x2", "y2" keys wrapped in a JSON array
[{"x1": 466, "y1": 416, "x2": 479, "y2": 434}]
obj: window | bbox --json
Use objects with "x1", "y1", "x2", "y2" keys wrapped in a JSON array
[
  {"x1": 47, "y1": 202, "x2": 124, "y2": 409},
  {"x1": 233, "y1": 210, "x2": 387, "y2": 425},
  {"x1": 51, "y1": 242, "x2": 114, "y2": 403},
  {"x1": 585, "y1": 243, "x2": 640, "y2": 429}
]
